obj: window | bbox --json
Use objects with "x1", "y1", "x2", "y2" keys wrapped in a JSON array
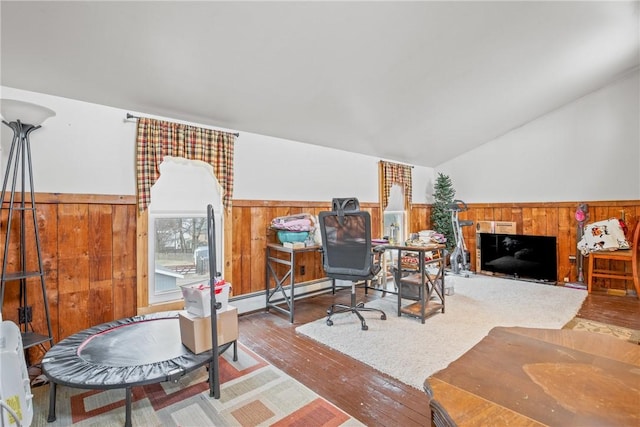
[
  {"x1": 383, "y1": 184, "x2": 406, "y2": 244},
  {"x1": 147, "y1": 157, "x2": 224, "y2": 305}
]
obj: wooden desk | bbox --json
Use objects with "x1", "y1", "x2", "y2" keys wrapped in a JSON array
[
  {"x1": 424, "y1": 327, "x2": 640, "y2": 426},
  {"x1": 384, "y1": 243, "x2": 446, "y2": 323}
]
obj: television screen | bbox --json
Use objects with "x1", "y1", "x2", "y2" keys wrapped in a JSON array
[{"x1": 479, "y1": 233, "x2": 557, "y2": 282}]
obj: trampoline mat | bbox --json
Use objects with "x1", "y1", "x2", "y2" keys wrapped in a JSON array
[{"x1": 42, "y1": 312, "x2": 214, "y2": 389}]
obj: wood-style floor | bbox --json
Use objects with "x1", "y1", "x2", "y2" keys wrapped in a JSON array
[{"x1": 238, "y1": 281, "x2": 640, "y2": 427}]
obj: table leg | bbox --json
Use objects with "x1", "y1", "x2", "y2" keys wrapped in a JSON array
[
  {"x1": 289, "y1": 251, "x2": 295, "y2": 323},
  {"x1": 396, "y1": 249, "x2": 403, "y2": 317}
]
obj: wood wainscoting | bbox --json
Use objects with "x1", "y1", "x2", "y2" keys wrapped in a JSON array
[
  {"x1": 0, "y1": 193, "x2": 137, "y2": 362},
  {"x1": 2, "y1": 195, "x2": 637, "y2": 357},
  {"x1": 456, "y1": 201, "x2": 640, "y2": 293}
]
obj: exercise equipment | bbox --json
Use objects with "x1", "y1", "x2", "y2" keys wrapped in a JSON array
[
  {"x1": 448, "y1": 200, "x2": 473, "y2": 276},
  {"x1": 41, "y1": 204, "x2": 235, "y2": 427},
  {"x1": 41, "y1": 312, "x2": 237, "y2": 427}
]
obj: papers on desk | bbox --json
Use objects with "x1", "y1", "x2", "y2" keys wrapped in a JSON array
[
  {"x1": 283, "y1": 241, "x2": 306, "y2": 249},
  {"x1": 415, "y1": 230, "x2": 446, "y2": 244}
]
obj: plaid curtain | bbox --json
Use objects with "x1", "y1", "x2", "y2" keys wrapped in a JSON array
[
  {"x1": 136, "y1": 117, "x2": 235, "y2": 212},
  {"x1": 380, "y1": 161, "x2": 412, "y2": 210}
]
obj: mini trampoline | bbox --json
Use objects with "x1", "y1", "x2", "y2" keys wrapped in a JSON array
[{"x1": 41, "y1": 311, "x2": 236, "y2": 427}]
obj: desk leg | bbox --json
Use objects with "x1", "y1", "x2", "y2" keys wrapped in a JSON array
[
  {"x1": 289, "y1": 251, "x2": 295, "y2": 323},
  {"x1": 265, "y1": 246, "x2": 296, "y2": 323},
  {"x1": 419, "y1": 256, "x2": 426, "y2": 324},
  {"x1": 396, "y1": 250, "x2": 403, "y2": 317},
  {"x1": 265, "y1": 246, "x2": 271, "y2": 312}
]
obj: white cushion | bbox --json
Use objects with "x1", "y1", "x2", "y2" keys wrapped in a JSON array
[{"x1": 577, "y1": 218, "x2": 630, "y2": 255}]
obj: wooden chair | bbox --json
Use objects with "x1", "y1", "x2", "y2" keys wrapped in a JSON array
[{"x1": 587, "y1": 221, "x2": 639, "y2": 298}]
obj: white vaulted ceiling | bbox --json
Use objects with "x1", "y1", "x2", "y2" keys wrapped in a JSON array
[{"x1": 1, "y1": 1, "x2": 638, "y2": 167}]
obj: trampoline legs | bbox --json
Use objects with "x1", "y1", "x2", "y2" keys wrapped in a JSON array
[
  {"x1": 47, "y1": 382, "x2": 57, "y2": 422},
  {"x1": 125, "y1": 387, "x2": 132, "y2": 427}
]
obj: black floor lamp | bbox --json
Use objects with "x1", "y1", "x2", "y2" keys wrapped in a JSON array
[{"x1": 0, "y1": 99, "x2": 56, "y2": 357}]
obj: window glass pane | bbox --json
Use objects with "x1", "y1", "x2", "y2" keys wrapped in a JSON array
[
  {"x1": 153, "y1": 216, "x2": 209, "y2": 297},
  {"x1": 384, "y1": 184, "x2": 406, "y2": 244}
]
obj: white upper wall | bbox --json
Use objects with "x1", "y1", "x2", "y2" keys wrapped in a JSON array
[
  {"x1": 3, "y1": 70, "x2": 637, "y2": 206},
  {"x1": 0, "y1": 86, "x2": 434, "y2": 204},
  {"x1": 437, "y1": 70, "x2": 640, "y2": 203}
]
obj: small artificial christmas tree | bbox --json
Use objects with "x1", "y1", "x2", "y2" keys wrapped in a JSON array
[{"x1": 431, "y1": 173, "x2": 456, "y2": 250}]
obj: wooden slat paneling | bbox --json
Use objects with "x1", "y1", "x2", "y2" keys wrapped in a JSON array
[
  {"x1": 1, "y1": 193, "x2": 137, "y2": 359},
  {"x1": 57, "y1": 204, "x2": 90, "y2": 337},
  {"x1": 112, "y1": 204, "x2": 137, "y2": 319}
]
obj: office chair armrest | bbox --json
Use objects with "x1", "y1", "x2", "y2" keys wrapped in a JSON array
[{"x1": 373, "y1": 245, "x2": 386, "y2": 254}]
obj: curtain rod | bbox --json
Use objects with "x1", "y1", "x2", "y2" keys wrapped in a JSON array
[{"x1": 125, "y1": 113, "x2": 239, "y2": 137}]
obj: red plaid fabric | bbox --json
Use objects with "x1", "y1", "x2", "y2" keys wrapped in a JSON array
[
  {"x1": 381, "y1": 161, "x2": 412, "y2": 210},
  {"x1": 136, "y1": 118, "x2": 235, "y2": 212}
]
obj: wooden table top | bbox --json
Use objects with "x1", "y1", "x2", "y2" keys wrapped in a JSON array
[
  {"x1": 382, "y1": 242, "x2": 445, "y2": 251},
  {"x1": 424, "y1": 326, "x2": 640, "y2": 426}
]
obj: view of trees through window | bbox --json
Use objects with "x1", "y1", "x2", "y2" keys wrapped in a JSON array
[{"x1": 154, "y1": 216, "x2": 210, "y2": 294}]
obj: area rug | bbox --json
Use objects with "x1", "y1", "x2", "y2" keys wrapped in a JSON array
[
  {"x1": 564, "y1": 317, "x2": 640, "y2": 344},
  {"x1": 30, "y1": 343, "x2": 363, "y2": 427},
  {"x1": 296, "y1": 274, "x2": 588, "y2": 390}
]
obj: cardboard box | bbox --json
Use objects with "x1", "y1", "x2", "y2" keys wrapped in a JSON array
[
  {"x1": 494, "y1": 221, "x2": 516, "y2": 234},
  {"x1": 476, "y1": 220, "x2": 495, "y2": 234},
  {"x1": 179, "y1": 305, "x2": 238, "y2": 354},
  {"x1": 475, "y1": 221, "x2": 516, "y2": 234},
  {"x1": 181, "y1": 282, "x2": 231, "y2": 317}
]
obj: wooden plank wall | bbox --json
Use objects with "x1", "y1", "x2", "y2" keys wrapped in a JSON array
[
  {"x1": 231, "y1": 200, "x2": 390, "y2": 296},
  {"x1": 1, "y1": 194, "x2": 137, "y2": 361},
  {"x1": 2, "y1": 195, "x2": 637, "y2": 353},
  {"x1": 457, "y1": 201, "x2": 640, "y2": 291},
  {"x1": 231, "y1": 199, "x2": 639, "y2": 295}
]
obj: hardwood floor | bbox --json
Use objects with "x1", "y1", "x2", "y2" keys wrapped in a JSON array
[{"x1": 237, "y1": 282, "x2": 640, "y2": 427}]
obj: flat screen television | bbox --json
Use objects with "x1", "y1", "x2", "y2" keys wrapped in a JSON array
[{"x1": 479, "y1": 233, "x2": 557, "y2": 282}]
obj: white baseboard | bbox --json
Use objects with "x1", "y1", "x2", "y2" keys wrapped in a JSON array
[{"x1": 229, "y1": 278, "x2": 336, "y2": 315}]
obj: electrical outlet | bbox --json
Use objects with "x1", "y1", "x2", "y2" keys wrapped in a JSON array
[
  {"x1": 300, "y1": 265, "x2": 306, "y2": 275},
  {"x1": 18, "y1": 306, "x2": 33, "y2": 324}
]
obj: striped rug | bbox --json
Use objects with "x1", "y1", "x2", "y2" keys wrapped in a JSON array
[{"x1": 30, "y1": 343, "x2": 363, "y2": 427}]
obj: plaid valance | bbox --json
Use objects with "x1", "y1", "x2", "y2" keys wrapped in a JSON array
[
  {"x1": 380, "y1": 161, "x2": 413, "y2": 210},
  {"x1": 136, "y1": 117, "x2": 235, "y2": 212}
]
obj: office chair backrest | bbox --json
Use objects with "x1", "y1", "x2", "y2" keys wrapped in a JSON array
[
  {"x1": 332, "y1": 197, "x2": 360, "y2": 213},
  {"x1": 331, "y1": 197, "x2": 360, "y2": 226},
  {"x1": 318, "y1": 209, "x2": 375, "y2": 281}
]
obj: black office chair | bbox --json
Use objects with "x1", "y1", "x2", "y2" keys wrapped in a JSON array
[{"x1": 318, "y1": 198, "x2": 387, "y2": 330}]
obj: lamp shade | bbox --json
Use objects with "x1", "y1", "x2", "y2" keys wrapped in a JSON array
[{"x1": 0, "y1": 99, "x2": 56, "y2": 126}]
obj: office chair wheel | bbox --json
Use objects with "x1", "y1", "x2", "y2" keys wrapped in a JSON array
[
  {"x1": 380, "y1": 313, "x2": 387, "y2": 320},
  {"x1": 326, "y1": 319, "x2": 334, "y2": 326},
  {"x1": 361, "y1": 323, "x2": 368, "y2": 331}
]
